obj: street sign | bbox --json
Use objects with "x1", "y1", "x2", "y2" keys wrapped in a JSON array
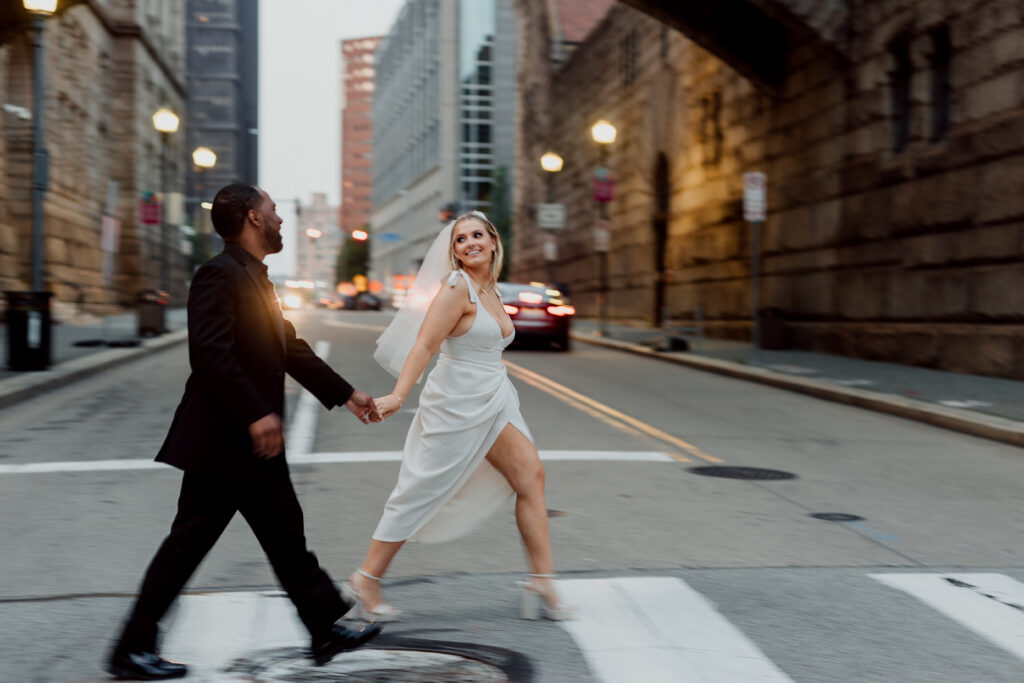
[
  {"x1": 743, "y1": 172, "x2": 766, "y2": 222},
  {"x1": 543, "y1": 234, "x2": 557, "y2": 261},
  {"x1": 593, "y1": 167, "x2": 615, "y2": 203},
  {"x1": 537, "y1": 202, "x2": 566, "y2": 229},
  {"x1": 139, "y1": 192, "x2": 161, "y2": 225},
  {"x1": 593, "y1": 220, "x2": 610, "y2": 253}
]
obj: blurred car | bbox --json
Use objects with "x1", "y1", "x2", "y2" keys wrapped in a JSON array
[
  {"x1": 498, "y1": 282, "x2": 574, "y2": 350},
  {"x1": 338, "y1": 291, "x2": 381, "y2": 311}
]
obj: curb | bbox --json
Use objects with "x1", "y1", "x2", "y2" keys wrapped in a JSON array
[
  {"x1": 572, "y1": 332, "x2": 1024, "y2": 448},
  {"x1": 0, "y1": 329, "x2": 189, "y2": 410}
]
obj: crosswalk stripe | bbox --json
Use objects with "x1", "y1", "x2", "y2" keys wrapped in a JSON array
[
  {"x1": 557, "y1": 577, "x2": 793, "y2": 682},
  {"x1": 870, "y1": 572, "x2": 1024, "y2": 662},
  {"x1": 161, "y1": 591, "x2": 304, "y2": 673},
  {"x1": 0, "y1": 450, "x2": 675, "y2": 474},
  {"x1": 284, "y1": 340, "x2": 330, "y2": 457}
]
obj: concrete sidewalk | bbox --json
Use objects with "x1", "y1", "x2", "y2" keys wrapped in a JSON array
[
  {"x1": 0, "y1": 308, "x2": 189, "y2": 408},
  {"x1": 571, "y1": 319, "x2": 1024, "y2": 448}
]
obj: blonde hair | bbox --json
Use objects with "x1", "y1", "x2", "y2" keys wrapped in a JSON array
[{"x1": 447, "y1": 211, "x2": 504, "y2": 285}]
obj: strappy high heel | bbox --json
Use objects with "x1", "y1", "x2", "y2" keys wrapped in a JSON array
[
  {"x1": 518, "y1": 573, "x2": 575, "y2": 621},
  {"x1": 341, "y1": 568, "x2": 402, "y2": 623}
]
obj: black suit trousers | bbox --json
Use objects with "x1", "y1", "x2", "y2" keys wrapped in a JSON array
[{"x1": 117, "y1": 457, "x2": 348, "y2": 652}]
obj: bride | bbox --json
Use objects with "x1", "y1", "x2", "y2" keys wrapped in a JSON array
[{"x1": 344, "y1": 211, "x2": 570, "y2": 622}]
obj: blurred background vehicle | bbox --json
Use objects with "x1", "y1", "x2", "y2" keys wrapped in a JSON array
[
  {"x1": 351, "y1": 292, "x2": 382, "y2": 310},
  {"x1": 498, "y1": 282, "x2": 574, "y2": 351}
]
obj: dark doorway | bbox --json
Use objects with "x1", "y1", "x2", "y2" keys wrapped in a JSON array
[{"x1": 653, "y1": 153, "x2": 670, "y2": 327}]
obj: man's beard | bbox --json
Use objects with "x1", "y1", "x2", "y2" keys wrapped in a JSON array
[{"x1": 262, "y1": 224, "x2": 283, "y2": 254}]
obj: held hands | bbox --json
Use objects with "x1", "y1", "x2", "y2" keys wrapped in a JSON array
[
  {"x1": 346, "y1": 389, "x2": 381, "y2": 424},
  {"x1": 373, "y1": 393, "x2": 404, "y2": 420},
  {"x1": 249, "y1": 413, "x2": 284, "y2": 459}
]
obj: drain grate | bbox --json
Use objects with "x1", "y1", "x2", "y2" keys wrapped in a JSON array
[
  {"x1": 810, "y1": 512, "x2": 864, "y2": 522},
  {"x1": 688, "y1": 466, "x2": 796, "y2": 480}
]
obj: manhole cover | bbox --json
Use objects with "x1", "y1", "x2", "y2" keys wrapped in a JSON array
[
  {"x1": 236, "y1": 648, "x2": 508, "y2": 682},
  {"x1": 688, "y1": 466, "x2": 796, "y2": 480},
  {"x1": 810, "y1": 512, "x2": 864, "y2": 522}
]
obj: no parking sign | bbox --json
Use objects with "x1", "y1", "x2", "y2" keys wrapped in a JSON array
[{"x1": 743, "y1": 172, "x2": 766, "y2": 222}]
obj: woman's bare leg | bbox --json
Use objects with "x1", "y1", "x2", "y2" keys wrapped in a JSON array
[
  {"x1": 486, "y1": 424, "x2": 559, "y2": 601},
  {"x1": 351, "y1": 539, "x2": 404, "y2": 608}
]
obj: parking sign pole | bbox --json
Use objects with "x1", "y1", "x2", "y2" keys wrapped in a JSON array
[{"x1": 743, "y1": 172, "x2": 766, "y2": 363}]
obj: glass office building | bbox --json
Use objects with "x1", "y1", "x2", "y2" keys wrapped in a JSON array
[{"x1": 371, "y1": 0, "x2": 516, "y2": 288}]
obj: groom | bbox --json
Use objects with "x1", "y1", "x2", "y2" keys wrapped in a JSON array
[{"x1": 107, "y1": 184, "x2": 381, "y2": 680}]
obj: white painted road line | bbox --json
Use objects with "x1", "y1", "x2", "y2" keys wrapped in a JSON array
[
  {"x1": 557, "y1": 577, "x2": 793, "y2": 683},
  {"x1": 0, "y1": 450, "x2": 676, "y2": 474},
  {"x1": 870, "y1": 573, "x2": 1024, "y2": 662},
  {"x1": 284, "y1": 340, "x2": 330, "y2": 457}
]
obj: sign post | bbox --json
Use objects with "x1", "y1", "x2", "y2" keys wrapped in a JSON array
[{"x1": 743, "y1": 172, "x2": 766, "y2": 360}]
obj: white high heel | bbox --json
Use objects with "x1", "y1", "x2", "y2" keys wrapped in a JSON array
[
  {"x1": 518, "y1": 573, "x2": 575, "y2": 621},
  {"x1": 341, "y1": 568, "x2": 402, "y2": 623}
]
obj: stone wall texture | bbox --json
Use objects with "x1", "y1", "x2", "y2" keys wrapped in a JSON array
[
  {"x1": 513, "y1": 0, "x2": 1024, "y2": 379},
  {"x1": 0, "y1": 0, "x2": 186, "y2": 316}
]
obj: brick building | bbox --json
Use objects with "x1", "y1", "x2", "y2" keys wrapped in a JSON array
[
  {"x1": 514, "y1": 0, "x2": 1024, "y2": 379},
  {"x1": 0, "y1": 0, "x2": 186, "y2": 316},
  {"x1": 340, "y1": 37, "x2": 381, "y2": 239}
]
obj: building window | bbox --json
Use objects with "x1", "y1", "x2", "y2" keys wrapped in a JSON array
[
  {"x1": 888, "y1": 34, "x2": 912, "y2": 153},
  {"x1": 929, "y1": 26, "x2": 951, "y2": 142}
]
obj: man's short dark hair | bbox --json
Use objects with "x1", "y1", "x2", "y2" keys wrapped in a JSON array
[{"x1": 211, "y1": 184, "x2": 262, "y2": 240}]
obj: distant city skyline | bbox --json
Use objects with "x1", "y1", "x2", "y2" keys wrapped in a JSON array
[{"x1": 260, "y1": 0, "x2": 405, "y2": 275}]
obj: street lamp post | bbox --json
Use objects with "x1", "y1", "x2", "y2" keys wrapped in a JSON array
[
  {"x1": 539, "y1": 151, "x2": 563, "y2": 283},
  {"x1": 152, "y1": 107, "x2": 179, "y2": 297},
  {"x1": 192, "y1": 146, "x2": 217, "y2": 250},
  {"x1": 591, "y1": 120, "x2": 616, "y2": 337},
  {"x1": 26, "y1": 0, "x2": 56, "y2": 292},
  {"x1": 5, "y1": 0, "x2": 57, "y2": 371}
]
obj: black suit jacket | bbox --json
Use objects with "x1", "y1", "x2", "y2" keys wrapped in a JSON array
[{"x1": 156, "y1": 244, "x2": 354, "y2": 475}]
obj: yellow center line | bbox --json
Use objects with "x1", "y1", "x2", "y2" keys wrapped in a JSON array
[
  {"x1": 511, "y1": 370, "x2": 653, "y2": 441},
  {"x1": 504, "y1": 360, "x2": 722, "y2": 464}
]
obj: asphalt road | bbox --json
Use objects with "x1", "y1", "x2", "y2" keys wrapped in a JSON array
[{"x1": 1, "y1": 308, "x2": 1023, "y2": 682}]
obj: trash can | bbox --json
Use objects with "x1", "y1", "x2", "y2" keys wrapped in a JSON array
[
  {"x1": 137, "y1": 289, "x2": 168, "y2": 337},
  {"x1": 758, "y1": 307, "x2": 786, "y2": 350},
  {"x1": 5, "y1": 291, "x2": 53, "y2": 371}
]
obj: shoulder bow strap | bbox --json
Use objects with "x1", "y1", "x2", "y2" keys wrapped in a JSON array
[{"x1": 448, "y1": 269, "x2": 478, "y2": 303}]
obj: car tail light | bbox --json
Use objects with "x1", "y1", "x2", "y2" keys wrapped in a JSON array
[
  {"x1": 519, "y1": 292, "x2": 543, "y2": 304},
  {"x1": 503, "y1": 304, "x2": 519, "y2": 316},
  {"x1": 547, "y1": 305, "x2": 575, "y2": 316}
]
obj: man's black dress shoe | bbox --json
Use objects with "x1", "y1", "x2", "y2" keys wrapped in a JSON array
[
  {"x1": 107, "y1": 650, "x2": 187, "y2": 680},
  {"x1": 311, "y1": 621, "x2": 383, "y2": 666}
]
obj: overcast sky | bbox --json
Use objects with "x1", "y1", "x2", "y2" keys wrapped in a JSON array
[{"x1": 259, "y1": 0, "x2": 406, "y2": 275}]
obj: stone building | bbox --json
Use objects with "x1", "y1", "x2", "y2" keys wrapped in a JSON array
[
  {"x1": 513, "y1": 0, "x2": 1024, "y2": 379},
  {"x1": 0, "y1": 0, "x2": 186, "y2": 315}
]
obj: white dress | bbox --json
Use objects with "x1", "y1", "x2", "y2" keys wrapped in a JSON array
[{"x1": 372, "y1": 270, "x2": 533, "y2": 543}]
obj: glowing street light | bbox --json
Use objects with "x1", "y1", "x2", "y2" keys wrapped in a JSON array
[
  {"x1": 152, "y1": 107, "x2": 180, "y2": 134},
  {"x1": 192, "y1": 146, "x2": 217, "y2": 169},
  {"x1": 540, "y1": 151, "x2": 563, "y2": 173},
  {"x1": 305, "y1": 227, "x2": 323, "y2": 239},
  {"x1": 352, "y1": 229, "x2": 369, "y2": 241},
  {"x1": 591, "y1": 119, "x2": 617, "y2": 145},
  {"x1": 23, "y1": 0, "x2": 57, "y2": 14}
]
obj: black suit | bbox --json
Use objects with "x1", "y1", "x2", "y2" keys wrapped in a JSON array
[{"x1": 116, "y1": 243, "x2": 353, "y2": 654}]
